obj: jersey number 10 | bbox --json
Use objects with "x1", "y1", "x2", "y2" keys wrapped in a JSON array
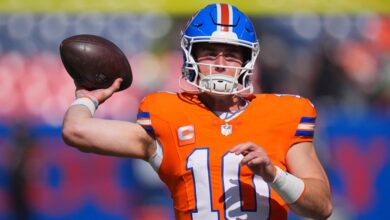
[{"x1": 186, "y1": 148, "x2": 271, "y2": 220}]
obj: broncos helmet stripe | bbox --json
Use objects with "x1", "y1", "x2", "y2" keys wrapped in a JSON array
[
  {"x1": 180, "y1": 3, "x2": 259, "y2": 96},
  {"x1": 217, "y1": 3, "x2": 233, "y2": 32}
]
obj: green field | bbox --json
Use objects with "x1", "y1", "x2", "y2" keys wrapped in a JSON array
[{"x1": 0, "y1": 0, "x2": 389, "y2": 14}]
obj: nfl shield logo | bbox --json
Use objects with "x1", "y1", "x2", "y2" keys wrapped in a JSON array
[{"x1": 221, "y1": 124, "x2": 233, "y2": 136}]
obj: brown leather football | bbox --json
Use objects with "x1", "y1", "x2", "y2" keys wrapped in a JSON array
[{"x1": 59, "y1": 34, "x2": 132, "y2": 91}]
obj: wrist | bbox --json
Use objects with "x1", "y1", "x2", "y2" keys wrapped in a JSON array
[
  {"x1": 76, "y1": 93, "x2": 99, "y2": 108},
  {"x1": 270, "y1": 166, "x2": 306, "y2": 204},
  {"x1": 70, "y1": 95, "x2": 99, "y2": 116}
]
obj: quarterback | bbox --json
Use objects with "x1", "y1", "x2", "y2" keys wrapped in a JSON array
[{"x1": 62, "y1": 3, "x2": 332, "y2": 220}]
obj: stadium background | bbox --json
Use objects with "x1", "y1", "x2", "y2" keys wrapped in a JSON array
[{"x1": 0, "y1": 0, "x2": 390, "y2": 219}]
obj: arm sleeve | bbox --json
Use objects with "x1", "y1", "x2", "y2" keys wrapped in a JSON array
[
  {"x1": 136, "y1": 96, "x2": 156, "y2": 136},
  {"x1": 290, "y1": 98, "x2": 317, "y2": 146}
]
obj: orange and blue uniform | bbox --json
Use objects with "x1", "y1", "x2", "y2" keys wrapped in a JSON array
[{"x1": 137, "y1": 92, "x2": 316, "y2": 220}]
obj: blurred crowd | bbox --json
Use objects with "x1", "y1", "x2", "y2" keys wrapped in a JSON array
[
  {"x1": 256, "y1": 15, "x2": 390, "y2": 110},
  {"x1": 0, "y1": 13, "x2": 389, "y2": 125}
]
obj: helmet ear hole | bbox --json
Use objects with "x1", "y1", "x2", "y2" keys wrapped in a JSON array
[{"x1": 187, "y1": 66, "x2": 197, "y2": 82}]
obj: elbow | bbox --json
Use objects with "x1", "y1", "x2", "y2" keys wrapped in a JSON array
[
  {"x1": 292, "y1": 196, "x2": 333, "y2": 219},
  {"x1": 314, "y1": 199, "x2": 333, "y2": 220},
  {"x1": 62, "y1": 123, "x2": 79, "y2": 146},
  {"x1": 321, "y1": 200, "x2": 333, "y2": 219},
  {"x1": 62, "y1": 122, "x2": 88, "y2": 151}
]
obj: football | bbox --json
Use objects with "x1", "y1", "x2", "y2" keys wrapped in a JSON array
[{"x1": 59, "y1": 34, "x2": 132, "y2": 91}]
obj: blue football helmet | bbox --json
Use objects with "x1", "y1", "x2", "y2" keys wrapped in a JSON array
[{"x1": 180, "y1": 3, "x2": 259, "y2": 95}]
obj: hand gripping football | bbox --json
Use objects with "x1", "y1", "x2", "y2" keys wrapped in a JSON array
[{"x1": 59, "y1": 34, "x2": 132, "y2": 91}]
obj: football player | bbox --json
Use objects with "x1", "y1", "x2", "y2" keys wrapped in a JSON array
[{"x1": 62, "y1": 3, "x2": 332, "y2": 220}]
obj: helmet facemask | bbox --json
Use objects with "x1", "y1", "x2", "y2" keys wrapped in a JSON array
[{"x1": 180, "y1": 35, "x2": 259, "y2": 96}]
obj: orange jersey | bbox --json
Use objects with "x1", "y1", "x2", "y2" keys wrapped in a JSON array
[{"x1": 137, "y1": 92, "x2": 316, "y2": 220}]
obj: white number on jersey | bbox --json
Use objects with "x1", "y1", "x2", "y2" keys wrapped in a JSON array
[{"x1": 187, "y1": 148, "x2": 270, "y2": 220}]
